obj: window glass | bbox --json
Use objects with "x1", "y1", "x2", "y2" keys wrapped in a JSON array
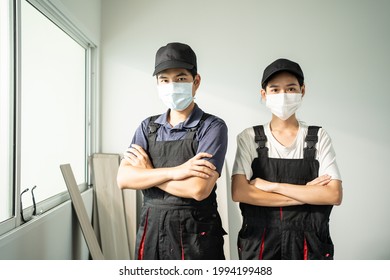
[{"x1": 20, "y1": 0, "x2": 87, "y2": 208}]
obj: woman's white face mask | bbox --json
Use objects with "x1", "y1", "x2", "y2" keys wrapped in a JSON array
[
  {"x1": 157, "y1": 82, "x2": 194, "y2": 111},
  {"x1": 265, "y1": 93, "x2": 303, "y2": 120}
]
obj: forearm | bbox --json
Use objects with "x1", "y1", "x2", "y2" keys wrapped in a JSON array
[
  {"x1": 271, "y1": 180, "x2": 343, "y2": 205},
  {"x1": 118, "y1": 145, "x2": 220, "y2": 196},
  {"x1": 231, "y1": 175, "x2": 303, "y2": 207},
  {"x1": 237, "y1": 186, "x2": 303, "y2": 207},
  {"x1": 117, "y1": 160, "x2": 172, "y2": 190},
  {"x1": 158, "y1": 171, "x2": 219, "y2": 201}
]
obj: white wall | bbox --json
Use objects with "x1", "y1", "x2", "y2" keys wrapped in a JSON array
[
  {"x1": 100, "y1": 0, "x2": 390, "y2": 259},
  {"x1": 56, "y1": 0, "x2": 101, "y2": 44}
]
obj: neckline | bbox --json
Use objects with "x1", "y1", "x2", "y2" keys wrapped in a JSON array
[{"x1": 266, "y1": 121, "x2": 303, "y2": 151}]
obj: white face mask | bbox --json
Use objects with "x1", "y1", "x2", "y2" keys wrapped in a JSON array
[
  {"x1": 265, "y1": 93, "x2": 303, "y2": 120},
  {"x1": 157, "y1": 82, "x2": 194, "y2": 111}
]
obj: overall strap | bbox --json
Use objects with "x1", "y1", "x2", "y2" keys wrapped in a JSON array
[
  {"x1": 253, "y1": 125, "x2": 269, "y2": 158},
  {"x1": 184, "y1": 112, "x2": 211, "y2": 140},
  {"x1": 304, "y1": 126, "x2": 321, "y2": 159},
  {"x1": 147, "y1": 114, "x2": 161, "y2": 141}
]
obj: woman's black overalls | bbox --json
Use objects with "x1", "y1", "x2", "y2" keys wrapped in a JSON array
[
  {"x1": 238, "y1": 125, "x2": 334, "y2": 260},
  {"x1": 134, "y1": 113, "x2": 226, "y2": 260}
]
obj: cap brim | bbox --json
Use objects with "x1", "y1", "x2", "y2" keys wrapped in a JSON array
[
  {"x1": 153, "y1": 60, "x2": 195, "y2": 76},
  {"x1": 262, "y1": 69, "x2": 304, "y2": 88}
]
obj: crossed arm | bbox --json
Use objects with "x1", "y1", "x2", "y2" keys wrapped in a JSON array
[
  {"x1": 116, "y1": 144, "x2": 219, "y2": 201},
  {"x1": 231, "y1": 174, "x2": 342, "y2": 207}
]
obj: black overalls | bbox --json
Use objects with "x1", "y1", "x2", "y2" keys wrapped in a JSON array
[
  {"x1": 238, "y1": 125, "x2": 334, "y2": 260},
  {"x1": 134, "y1": 113, "x2": 226, "y2": 260}
]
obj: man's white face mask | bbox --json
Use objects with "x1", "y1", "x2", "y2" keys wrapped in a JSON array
[
  {"x1": 157, "y1": 82, "x2": 193, "y2": 111},
  {"x1": 265, "y1": 93, "x2": 303, "y2": 120}
]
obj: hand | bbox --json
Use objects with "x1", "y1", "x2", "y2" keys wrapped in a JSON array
[
  {"x1": 306, "y1": 174, "x2": 332, "y2": 186},
  {"x1": 170, "y1": 152, "x2": 217, "y2": 181},
  {"x1": 123, "y1": 144, "x2": 153, "y2": 169},
  {"x1": 250, "y1": 177, "x2": 276, "y2": 192}
]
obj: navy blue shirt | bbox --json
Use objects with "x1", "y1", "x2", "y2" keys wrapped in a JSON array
[{"x1": 130, "y1": 104, "x2": 228, "y2": 175}]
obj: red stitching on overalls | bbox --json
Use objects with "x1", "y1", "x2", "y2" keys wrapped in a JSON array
[
  {"x1": 138, "y1": 209, "x2": 149, "y2": 260},
  {"x1": 279, "y1": 207, "x2": 283, "y2": 220},
  {"x1": 258, "y1": 228, "x2": 266, "y2": 260},
  {"x1": 303, "y1": 237, "x2": 308, "y2": 260}
]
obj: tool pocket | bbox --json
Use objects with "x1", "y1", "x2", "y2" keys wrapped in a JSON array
[
  {"x1": 181, "y1": 209, "x2": 226, "y2": 260},
  {"x1": 304, "y1": 231, "x2": 334, "y2": 260},
  {"x1": 237, "y1": 222, "x2": 266, "y2": 260}
]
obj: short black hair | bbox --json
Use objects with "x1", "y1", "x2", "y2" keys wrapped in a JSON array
[{"x1": 189, "y1": 68, "x2": 197, "y2": 78}]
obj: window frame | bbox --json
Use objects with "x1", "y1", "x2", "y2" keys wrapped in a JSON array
[
  {"x1": 0, "y1": 0, "x2": 16, "y2": 235},
  {"x1": 0, "y1": 0, "x2": 99, "y2": 235}
]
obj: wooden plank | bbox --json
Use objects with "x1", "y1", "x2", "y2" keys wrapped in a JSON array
[
  {"x1": 60, "y1": 164, "x2": 104, "y2": 260},
  {"x1": 122, "y1": 188, "x2": 139, "y2": 260},
  {"x1": 91, "y1": 154, "x2": 130, "y2": 260}
]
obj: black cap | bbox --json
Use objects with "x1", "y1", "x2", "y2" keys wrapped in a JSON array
[
  {"x1": 153, "y1": 42, "x2": 197, "y2": 76},
  {"x1": 261, "y1": 58, "x2": 304, "y2": 89}
]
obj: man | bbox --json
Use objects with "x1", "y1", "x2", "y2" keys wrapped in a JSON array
[
  {"x1": 117, "y1": 42, "x2": 228, "y2": 260},
  {"x1": 231, "y1": 58, "x2": 343, "y2": 260}
]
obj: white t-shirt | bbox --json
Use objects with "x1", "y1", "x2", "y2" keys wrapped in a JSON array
[{"x1": 232, "y1": 121, "x2": 342, "y2": 181}]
